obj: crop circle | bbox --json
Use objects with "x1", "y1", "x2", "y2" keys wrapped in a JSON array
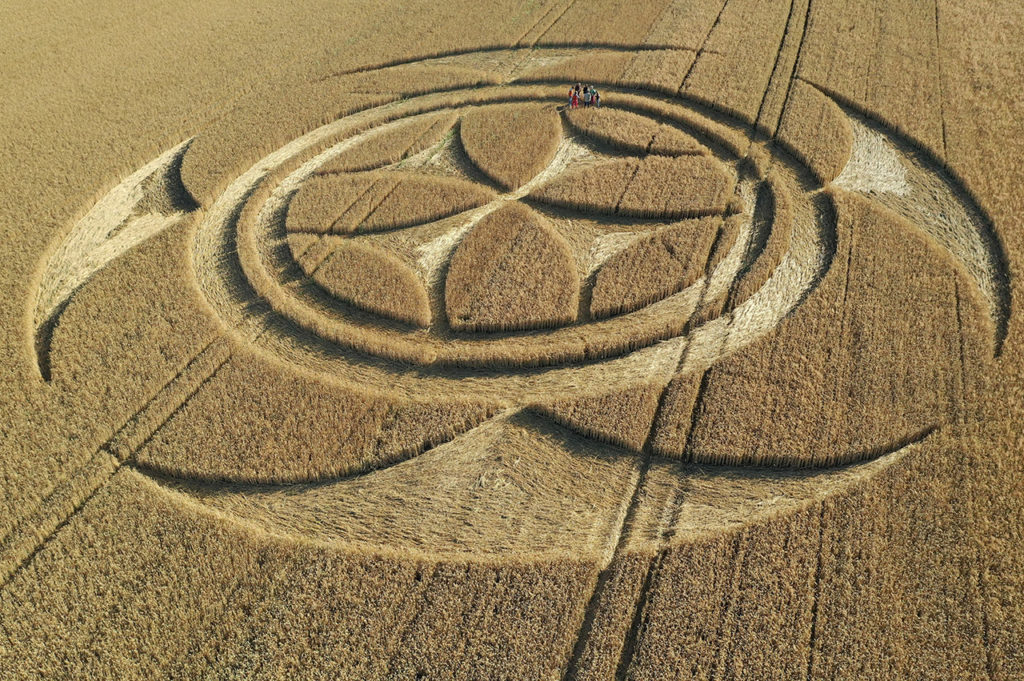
[{"x1": 192, "y1": 79, "x2": 828, "y2": 404}]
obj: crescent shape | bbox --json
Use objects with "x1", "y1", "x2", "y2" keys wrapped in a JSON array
[
  {"x1": 150, "y1": 410, "x2": 930, "y2": 559},
  {"x1": 816, "y1": 84, "x2": 1011, "y2": 354},
  {"x1": 29, "y1": 139, "x2": 198, "y2": 379}
]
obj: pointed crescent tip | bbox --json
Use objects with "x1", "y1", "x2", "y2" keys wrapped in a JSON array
[
  {"x1": 806, "y1": 83, "x2": 1010, "y2": 358},
  {"x1": 31, "y1": 138, "x2": 199, "y2": 381}
]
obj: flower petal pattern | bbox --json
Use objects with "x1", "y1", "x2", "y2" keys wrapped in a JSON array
[
  {"x1": 460, "y1": 103, "x2": 562, "y2": 190},
  {"x1": 445, "y1": 202, "x2": 578, "y2": 332},
  {"x1": 565, "y1": 108, "x2": 707, "y2": 157},
  {"x1": 531, "y1": 155, "x2": 735, "y2": 219},
  {"x1": 313, "y1": 241, "x2": 431, "y2": 327},
  {"x1": 590, "y1": 217, "x2": 723, "y2": 318},
  {"x1": 286, "y1": 172, "x2": 495, "y2": 234},
  {"x1": 319, "y1": 110, "x2": 458, "y2": 173}
]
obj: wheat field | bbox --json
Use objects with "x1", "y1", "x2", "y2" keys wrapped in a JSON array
[{"x1": 1, "y1": 1, "x2": 1023, "y2": 679}]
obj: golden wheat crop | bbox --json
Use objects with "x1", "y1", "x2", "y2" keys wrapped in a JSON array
[
  {"x1": 0, "y1": 469, "x2": 596, "y2": 679},
  {"x1": 652, "y1": 190, "x2": 969, "y2": 467},
  {"x1": 679, "y1": 0, "x2": 794, "y2": 124},
  {"x1": 602, "y1": 92, "x2": 752, "y2": 158},
  {"x1": 445, "y1": 202, "x2": 578, "y2": 332},
  {"x1": 532, "y1": 155, "x2": 734, "y2": 218},
  {"x1": 319, "y1": 110, "x2": 458, "y2": 173},
  {"x1": 2, "y1": 1, "x2": 1022, "y2": 679},
  {"x1": 776, "y1": 81, "x2": 854, "y2": 185},
  {"x1": 565, "y1": 107, "x2": 706, "y2": 156},
  {"x1": 532, "y1": 382, "x2": 665, "y2": 452},
  {"x1": 590, "y1": 217, "x2": 721, "y2": 318},
  {"x1": 459, "y1": 102, "x2": 563, "y2": 189},
  {"x1": 179, "y1": 59, "x2": 512, "y2": 206},
  {"x1": 518, "y1": 51, "x2": 638, "y2": 84},
  {"x1": 132, "y1": 346, "x2": 497, "y2": 483},
  {"x1": 293, "y1": 233, "x2": 338, "y2": 273},
  {"x1": 619, "y1": 49, "x2": 697, "y2": 95},
  {"x1": 312, "y1": 242, "x2": 431, "y2": 327},
  {"x1": 286, "y1": 171, "x2": 495, "y2": 234},
  {"x1": 796, "y1": 0, "x2": 951, "y2": 154}
]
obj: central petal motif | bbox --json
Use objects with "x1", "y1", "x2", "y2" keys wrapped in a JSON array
[
  {"x1": 277, "y1": 97, "x2": 759, "y2": 370},
  {"x1": 445, "y1": 202, "x2": 579, "y2": 332}
]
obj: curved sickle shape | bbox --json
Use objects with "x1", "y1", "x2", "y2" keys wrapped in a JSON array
[
  {"x1": 29, "y1": 139, "x2": 198, "y2": 379},
  {"x1": 818, "y1": 85, "x2": 1011, "y2": 354},
  {"x1": 151, "y1": 410, "x2": 931, "y2": 559}
]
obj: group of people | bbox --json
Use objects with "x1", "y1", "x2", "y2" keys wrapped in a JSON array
[{"x1": 567, "y1": 82, "x2": 600, "y2": 109}]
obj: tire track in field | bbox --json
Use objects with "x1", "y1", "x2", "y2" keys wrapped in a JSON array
[
  {"x1": 611, "y1": 162, "x2": 643, "y2": 215},
  {"x1": 707, "y1": 533, "x2": 749, "y2": 680},
  {"x1": 0, "y1": 450, "x2": 118, "y2": 593},
  {"x1": 614, "y1": 555, "x2": 658, "y2": 681},
  {"x1": 975, "y1": 554, "x2": 998, "y2": 681},
  {"x1": 558, "y1": 371, "x2": 687, "y2": 680},
  {"x1": 953, "y1": 278, "x2": 969, "y2": 425},
  {"x1": 753, "y1": 0, "x2": 809, "y2": 138},
  {"x1": 377, "y1": 564, "x2": 440, "y2": 679},
  {"x1": 325, "y1": 176, "x2": 386, "y2": 233},
  {"x1": 602, "y1": 239, "x2": 731, "y2": 679},
  {"x1": 933, "y1": 0, "x2": 948, "y2": 159},
  {"x1": 560, "y1": 453, "x2": 650, "y2": 681},
  {"x1": 562, "y1": 243, "x2": 725, "y2": 679},
  {"x1": 775, "y1": 0, "x2": 815, "y2": 134},
  {"x1": 530, "y1": 0, "x2": 579, "y2": 47},
  {"x1": 824, "y1": 196, "x2": 857, "y2": 452},
  {"x1": 514, "y1": 0, "x2": 567, "y2": 47},
  {"x1": 680, "y1": 367, "x2": 715, "y2": 461},
  {"x1": 678, "y1": 0, "x2": 731, "y2": 92},
  {"x1": 350, "y1": 176, "x2": 404, "y2": 228},
  {"x1": 0, "y1": 337, "x2": 231, "y2": 593},
  {"x1": 612, "y1": 481, "x2": 687, "y2": 681},
  {"x1": 753, "y1": 0, "x2": 797, "y2": 122},
  {"x1": 677, "y1": 224, "x2": 746, "y2": 461},
  {"x1": 803, "y1": 502, "x2": 826, "y2": 681}
]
